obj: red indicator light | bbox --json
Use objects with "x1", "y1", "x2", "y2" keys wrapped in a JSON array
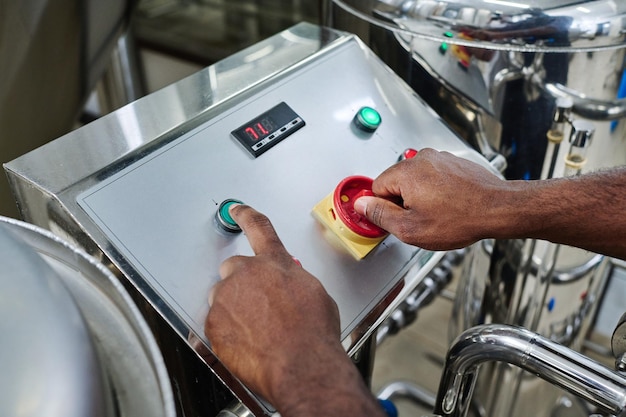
[{"x1": 403, "y1": 148, "x2": 418, "y2": 159}]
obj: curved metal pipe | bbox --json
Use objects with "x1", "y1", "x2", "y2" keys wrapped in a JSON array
[
  {"x1": 545, "y1": 83, "x2": 626, "y2": 121},
  {"x1": 378, "y1": 380, "x2": 437, "y2": 409},
  {"x1": 378, "y1": 380, "x2": 487, "y2": 417},
  {"x1": 434, "y1": 324, "x2": 626, "y2": 417}
]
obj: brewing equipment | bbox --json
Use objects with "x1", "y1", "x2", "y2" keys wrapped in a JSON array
[
  {"x1": 5, "y1": 23, "x2": 497, "y2": 416},
  {"x1": 0, "y1": 216, "x2": 175, "y2": 417},
  {"x1": 327, "y1": 2, "x2": 626, "y2": 416}
]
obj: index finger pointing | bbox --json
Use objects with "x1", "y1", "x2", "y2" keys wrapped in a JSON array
[{"x1": 228, "y1": 204, "x2": 289, "y2": 256}]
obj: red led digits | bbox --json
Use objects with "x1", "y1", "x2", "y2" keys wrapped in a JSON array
[
  {"x1": 245, "y1": 127, "x2": 259, "y2": 141},
  {"x1": 231, "y1": 102, "x2": 305, "y2": 157},
  {"x1": 260, "y1": 117, "x2": 274, "y2": 132},
  {"x1": 256, "y1": 122, "x2": 268, "y2": 135},
  {"x1": 244, "y1": 118, "x2": 275, "y2": 141}
]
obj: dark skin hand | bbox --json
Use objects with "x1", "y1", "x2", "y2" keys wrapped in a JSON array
[
  {"x1": 205, "y1": 204, "x2": 386, "y2": 417},
  {"x1": 355, "y1": 148, "x2": 626, "y2": 260},
  {"x1": 355, "y1": 148, "x2": 509, "y2": 250},
  {"x1": 204, "y1": 149, "x2": 625, "y2": 416}
]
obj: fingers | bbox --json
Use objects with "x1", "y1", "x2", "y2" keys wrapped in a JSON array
[
  {"x1": 369, "y1": 163, "x2": 404, "y2": 199},
  {"x1": 228, "y1": 204, "x2": 289, "y2": 257},
  {"x1": 354, "y1": 195, "x2": 407, "y2": 236},
  {"x1": 355, "y1": 147, "x2": 438, "y2": 232},
  {"x1": 208, "y1": 279, "x2": 223, "y2": 306},
  {"x1": 218, "y1": 254, "x2": 247, "y2": 282},
  {"x1": 211, "y1": 255, "x2": 252, "y2": 305},
  {"x1": 211, "y1": 205, "x2": 293, "y2": 308}
]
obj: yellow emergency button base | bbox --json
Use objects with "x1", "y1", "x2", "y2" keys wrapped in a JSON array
[{"x1": 311, "y1": 192, "x2": 386, "y2": 260}]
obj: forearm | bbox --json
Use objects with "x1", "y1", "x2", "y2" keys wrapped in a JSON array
[
  {"x1": 270, "y1": 343, "x2": 386, "y2": 417},
  {"x1": 489, "y1": 168, "x2": 626, "y2": 260}
]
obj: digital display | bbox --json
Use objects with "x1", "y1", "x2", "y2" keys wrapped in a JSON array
[
  {"x1": 232, "y1": 102, "x2": 305, "y2": 157},
  {"x1": 243, "y1": 117, "x2": 276, "y2": 142}
]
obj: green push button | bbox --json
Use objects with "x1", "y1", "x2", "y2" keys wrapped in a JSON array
[
  {"x1": 354, "y1": 106, "x2": 381, "y2": 132},
  {"x1": 216, "y1": 199, "x2": 244, "y2": 233}
]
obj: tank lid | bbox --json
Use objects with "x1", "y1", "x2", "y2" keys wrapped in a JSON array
[
  {"x1": 0, "y1": 224, "x2": 107, "y2": 417},
  {"x1": 334, "y1": 0, "x2": 626, "y2": 51},
  {"x1": 0, "y1": 217, "x2": 177, "y2": 417}
]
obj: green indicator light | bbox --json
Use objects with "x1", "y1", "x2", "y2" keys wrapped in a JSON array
[
  {"x1": 355, "y1": 107, "x2": 381, "y2": 132},
  {"x1": 444, "y1": 31, "x2": 454, "y2": 38},
  {"x1": 361, "y1": 108, "x2": 381, "y2": 125},
  {"x1": 439, "y1": 42, "x2": 449, "y2": 53}
]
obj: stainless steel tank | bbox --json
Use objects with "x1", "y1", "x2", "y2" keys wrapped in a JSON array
[
  {"x1": 328, "y1": 2, "x2": 626, "y2": 417},
  {"x1": 0, "y1": 216, "x2": 175, "y2": 417},
  {"x1": 327, "y1": 1, "x2": 626, "y2": 173}
]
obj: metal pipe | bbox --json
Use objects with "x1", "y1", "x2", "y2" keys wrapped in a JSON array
[
  {"x1": 376, "y1": 250, "x2": 464, "y2": 345},
  {"x1": 378, "y1": 381, "x2": 487, "y2": 417},
  {"x1": 564, "y1": 119, "x2": 595, "y2": 177},
  {"x1": 216, "y1": 401, "x2": 253, "y2": 417},
  {"x1": 545, "y1": 83, "x2": 626, "y2": 121},
  {"x1": 378, "y1": 381, "x2": 438, "y2": 410},
  {"x1": 434, "y1": 324, "x2": 626, "y2": 417},
  {"x1": 542, "y1": 97, "x2": 572, "y2": 180}
]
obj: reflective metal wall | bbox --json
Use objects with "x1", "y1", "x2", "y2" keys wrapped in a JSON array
[
  {"x1": 134, "y1": 0, "x2": 320, "y2": 64},
  {"x1": 0, "y1": 0, "x2": 134, "y2": 218}
]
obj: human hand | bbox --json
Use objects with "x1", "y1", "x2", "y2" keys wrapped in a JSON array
[
  {"x1": 204, "y1": 205, "x2": 385, "y2": 416},
  {"x1": 354, "y1": 148, "x2": 508, "y2": 250}
]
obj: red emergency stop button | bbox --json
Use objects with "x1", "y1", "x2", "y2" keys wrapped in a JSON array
[{"x1": 333, "y1": 176, "x2": 386, "y2": 239}]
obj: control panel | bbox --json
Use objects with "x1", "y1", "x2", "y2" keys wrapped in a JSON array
[{"x1": 75, "y1": 35, "x2": 491, "y2": 347}]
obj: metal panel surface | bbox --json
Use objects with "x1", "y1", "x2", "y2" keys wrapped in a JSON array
[{"x1": 76, "y1": 36, "x2": 481, "y2": 343}]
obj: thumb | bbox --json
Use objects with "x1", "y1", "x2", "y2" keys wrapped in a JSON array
[{"x1": 354, "y1": 196, "x2": 405, "y2": 233}]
